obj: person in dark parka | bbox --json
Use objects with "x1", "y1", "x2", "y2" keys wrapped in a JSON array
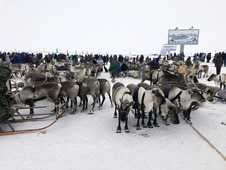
[
  {"x1": 214, "y1": 53, "x2": 223, "y2": 75},
  {"x1": 109, "y1": 58, "x2": 117, "y2": 82}
]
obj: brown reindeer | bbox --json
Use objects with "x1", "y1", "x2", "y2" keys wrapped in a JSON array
[
  {"x1": 77, "y1": 78, "x2": 100, "y2": 113},
  {"x1": 98, "y1": 78, "x2": 113, "y2": 109},
  {"x1": 58, "y1": 82, "x2": 79, "y2": 114},
  {"x1": 13, "y1": 82, "x2": 62, "y2": 118},
  {"x1": 197, "y1": 65, "x2": 209, "y2": 78}
]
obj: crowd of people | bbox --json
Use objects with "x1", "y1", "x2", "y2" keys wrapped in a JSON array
[
  {"x1": 184, "y1": 52, "x2": 226, "y2": 75},
  {"x1": 1, "y1": 50, "x2": 226, "y2": 83}
]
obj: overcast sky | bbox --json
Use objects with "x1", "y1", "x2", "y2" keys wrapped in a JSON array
[{"x1": 0, "y1": 0, "x2": 225, "y2": 55}]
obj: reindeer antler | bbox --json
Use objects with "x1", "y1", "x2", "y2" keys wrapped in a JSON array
[
  {"x1": 184, "y1": 70, "x2": 202, "y2": 92},
  {"x1": 8, "y1": 79, "x2": 19, "y2": 94}
]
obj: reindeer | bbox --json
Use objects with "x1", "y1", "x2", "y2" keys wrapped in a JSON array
[
  {"x1": 207, "y1": 74, "x2": 226, "y2": 89},
  {"x1": 196, "y1": 83, "x2": 220, "y2": 102},
  {"x1": 158, "y1": 71, "x2": 209, "y2": 123},
  {"x1": 141, "y1": 69, "x2": 163, "y2": 85},
  {"x1": 36, "y1": 63, "x2": 57, "y2": 73},
  {"x1": 13, "y1": 82, "x2": 62, "y2": 118},
  {"x1": 22, "y1": 72, "x2": 47, "y2": 86},
  {"x1": 128, "y1": 83, "x2": 179, "y2": 129},
  {"x1": 58, "y1": 82, "x2": 79, "y2": 114},
  {"x1": 9, "y1": 63, "x2": 32, "y2": 77},
  {"x1": 158, "y1": 71, "x2": 199, "y2": 87},
  {"x1": 137, "y1": 82, "x2": 179, "y2": 126},
  {"x1": 197, "y1": 65, "x2": 209, "y2": 78},
  {"x1": 166, "y1": 86, "x2": 206, "y2": 123},
  {"x1": 77, "y1": 77, "x2": 100, "y2": 113},
  {"x1": 97, "y1": 78, "x2": 113, "y2": 109},
  {"x1": 112, "y1": 82, "x2": 134, "y2": 133}
]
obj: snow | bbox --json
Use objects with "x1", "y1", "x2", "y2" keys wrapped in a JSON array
[{"x1": 1, "y1": 61, "x2": 226, "y2": 170}]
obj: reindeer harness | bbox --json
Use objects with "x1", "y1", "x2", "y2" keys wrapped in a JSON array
[
  {"x1": 167, "y1": 89, "x2": 183, "y2": 108},
  {"x1": 133, "y1": 86, "x2": 145, "y2": 109}
]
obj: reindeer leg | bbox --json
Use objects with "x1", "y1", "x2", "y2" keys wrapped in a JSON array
[
  {"x1": 54, "y1": 100, "x2": 60, "y2": 116},
  {"x1": 136, "y1": 107, "x2": 141, "y2": 130},
  {"x1": 116, "y1": 110, "x2": 121, "y2": 133},
  {"x1": 153, "y1": 107, "x2": 159, "y2": 127},
  {"x1": 60, "y1": 97, "x2": 68, "y2": 108},
  {"x1": 124, "y1": 118, "x2": 130, "y2": 133},
  {"x1": 163, "y1": 115, "x2": 170, "y2": 126},
  {"x1": 147, "y1": 111, "x2": 153, "y2": 128},
  {"x1": 114, "y1": 106, "x2": 117, "y2": 118},
  {"x1": 74, "y1": 97, "x2": 77, "y2": 113},
  {"x1": 81, "y1": 99, "x2": 86, "y2": 112},
  {"x1": 99, "y1": 94, "x2": 105, "y2": 109},
  {"x1": 69, "y1": 97, "x2": 73, "y2": 108},
  {"x1": 183, "y1": 108, "x2": 192, "y2": 124},
  {"x1": 70, "y1": 98, "x2": 76, "y2": 115},
  {"x1": 85, "y1": 97, "x2": 88, "y2": 111},
  {"x1": 107, "y1": 92, "x2": 113, "y2": 107},
  {"x1": 141, "y1": 105, "x2": 147, "y2": 128},
  {"x1": 90, "y1": 95, "x2": 96, "y2": 113},
  {"x1": 78, "y1": 97, "x2": 82, "y2": 107},
  {"x1": 27, "y1": 99, "x2": 34, "y2": 118}
]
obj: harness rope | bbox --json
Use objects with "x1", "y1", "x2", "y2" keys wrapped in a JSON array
[{"x1": 180, "y1": 113, "x2": 226, "y2": 161}]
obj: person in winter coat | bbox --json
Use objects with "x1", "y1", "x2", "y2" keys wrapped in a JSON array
[
  {"x1": 222, "y1": 52, "x2": 226, "y2": 67},
  {"x1": 185, "y1": 57, "x2": 193, "y2": 67},
  {"x1": 121, "y1": 62, "x2": 128, "y2": 72},
  {"x1": 207, "y1": 53, "x2": 211, "y2": 63},
  {"x1": 214, "y1": 53, "x2": 223, "y2": 75},
  {"x1": 150, "y1": 58, "x2": 159, "y2": 70},
  {"x1": 195, "y1": 54, "x2": 201, "y2": 68},
  {"x1": 139, "y1": 55, "x2": 144, "y2": 63},
  {"x1": 121, "y1": 62, "x2": 128, "y2": 77},
  {"x1": 109, "y1": 58, "x2": 117, "y2": 82},
  {"x1": 117, "y1": 62, "x2": 121, "y2": 76}
]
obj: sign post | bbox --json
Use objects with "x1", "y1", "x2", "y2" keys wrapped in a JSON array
[{"x1": 168, "y1": 29, "x2": 199, "y2": 54}]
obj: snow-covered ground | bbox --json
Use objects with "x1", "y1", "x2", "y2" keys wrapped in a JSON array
[{"x1": 0, "y1": 61, "x2": 226, "y2": 170}]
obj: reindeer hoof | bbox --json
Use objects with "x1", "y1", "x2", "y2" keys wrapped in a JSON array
[
  {"x1": 154, "y1": 123, "x2": 159, "y2": 127},
  {"x1": 136, "y1": 126, "x2": 141, "y2": 130},
  {"x1": 165, "y1": 123, "x2": 170, "y2": 126},
  {"x1": 125, "y1": 129, "x2": 130, "y2": 133},
  {"x1": 116, "y1": 130, "x2": 121, "y2": 133},
  {"x1": 99, "y1": 106, "x2": 102, "y2": 110},
  {"x1": 88, "y1": 112, "x2": 94, "y2": 115},
  {"x1": 148, "y1": 125, "x2": 153, "y2": 128},
  {"x1": 143, "y1": 124, "x2": 147, "y2": 128},
  {"x1": 113, "y1": 115, "x2": 117, "y2": 118}
]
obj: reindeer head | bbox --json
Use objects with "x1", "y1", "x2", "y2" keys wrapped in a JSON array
[
  {"x1": 204, "y1": 86, "x2": 220, "y2": 102},
  {"x1": 119, "y1": 99, "x2": 135, "y2": 121},
  {"x1": 161, "y1": 99, "x2": 179, "y2": 124},
  {"x1": 151, "y1": 88, "x2": 166, "y2": 104},
  {"x1": 207, "y1": 74, "x2": 217, "y2": 82}
]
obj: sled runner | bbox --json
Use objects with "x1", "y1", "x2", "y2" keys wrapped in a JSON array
[
  {"x1": 0, "y1": 102, "x2": 66, "y2": 136},
  {"x1": 214, "y1": 89, "x2": 226, "y2": 104}
]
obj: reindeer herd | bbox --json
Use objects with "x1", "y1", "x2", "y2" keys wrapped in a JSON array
[{"x1": 6, "y1": 58, "x2": 226, "y2": 133}]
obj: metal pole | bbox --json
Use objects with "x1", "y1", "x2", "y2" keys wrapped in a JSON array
[{"x1": 180, "y1": 44, "x2": 184, "y2": 54}]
